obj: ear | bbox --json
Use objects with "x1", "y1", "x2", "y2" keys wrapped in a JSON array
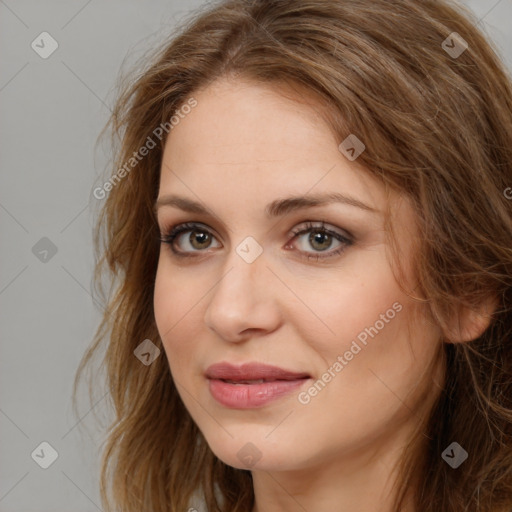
[{"x1": 444, "y1": 295, "x2": 498, "y2": 343}]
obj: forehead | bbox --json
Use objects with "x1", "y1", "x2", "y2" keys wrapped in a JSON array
[
  {"x1": 168, "y1": 79, "x2": 334, "y2": 158},
  {"x1": 159, "y1": 77, "x2": 384, "y2": 210}
]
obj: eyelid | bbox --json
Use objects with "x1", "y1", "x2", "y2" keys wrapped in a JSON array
[{"x1": 288, "y1": 220, "x2": 353, "y2": 241}]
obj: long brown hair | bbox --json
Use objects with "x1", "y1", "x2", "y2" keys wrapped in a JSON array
[{"x1": 73, "y1": 0, "x2": 512, "y2": 510}]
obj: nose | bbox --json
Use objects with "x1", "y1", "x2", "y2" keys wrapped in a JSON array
[{"x1": 203, "y1": 245, "x2": 281, "y2": 343}]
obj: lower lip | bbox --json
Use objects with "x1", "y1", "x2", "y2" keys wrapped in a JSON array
[{"x1": 208, "y1": 378, "x2": 310, "y2": 408}]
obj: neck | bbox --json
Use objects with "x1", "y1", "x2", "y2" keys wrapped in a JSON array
[{"x1": 250, "y1": 417, "x2": 420, "y2": 512}]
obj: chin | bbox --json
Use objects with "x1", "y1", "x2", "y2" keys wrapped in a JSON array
[{"x1": 203, "y1": 432, "x2": 304, "y2": 472}]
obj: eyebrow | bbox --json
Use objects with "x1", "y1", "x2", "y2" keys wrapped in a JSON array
[{"x1": 154, "y1": 192, "x2": 379, "y2": 217}]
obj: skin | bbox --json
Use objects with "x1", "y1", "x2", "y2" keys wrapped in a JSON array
[{"x1": 153, "y1": 76, "x2": 447, "y2": 512}]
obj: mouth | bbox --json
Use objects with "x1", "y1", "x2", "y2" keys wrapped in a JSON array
[
  {"x1": 205, "y1": 362, "x2": 312, "y2": 408},
  {"x1": 218, "y1": 377, "x2": 309, "y2": 384},
  {"x1": 205, "y1": 361, "x2": 311, "y2": 381}
]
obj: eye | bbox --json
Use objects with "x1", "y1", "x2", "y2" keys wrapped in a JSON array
[
  {"x1": 158, "y1": 220, "x2": 353, "y2": 261},
  {"x1": 158, "y1": 222, "x2": 221, "y2": 256},
  {"x1": 285, "y1": 221, "x2": 353, "y2": 261}
]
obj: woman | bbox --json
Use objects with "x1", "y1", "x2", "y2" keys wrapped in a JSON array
[{"x1": 75, "y1": 0, "x2": 512, "y2": 510}]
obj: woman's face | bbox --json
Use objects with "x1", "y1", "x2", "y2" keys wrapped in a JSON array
[{"x1": 153, "y1": 77, "x2": 443, "y2": 473}]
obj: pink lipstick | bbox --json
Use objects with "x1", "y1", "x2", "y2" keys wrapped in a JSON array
[{"x1": 205, "y1": 362, "x2": 311, "y2": 408}]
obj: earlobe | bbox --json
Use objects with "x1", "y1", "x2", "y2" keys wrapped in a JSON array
[{"x1": 444, "y1": 295, "x2": 498, "y2": 343}]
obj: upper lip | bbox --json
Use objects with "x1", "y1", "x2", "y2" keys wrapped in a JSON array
[{"x1": 205, "y1": 362, "x2": 311, "y2": 381}]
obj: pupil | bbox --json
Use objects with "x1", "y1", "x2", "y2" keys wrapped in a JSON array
[
  {"x1": 191, "y1": 230, "x2": 210, "y2": 249},
  {"x1": 310, "y1": 231, "x2": 331, "y2": 251}
]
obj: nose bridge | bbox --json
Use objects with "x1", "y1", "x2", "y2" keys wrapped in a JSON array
[
  {"x1": 203, "y1": 238, "x2": 279, "y2": 340},
  {"x1": 216, "y1": 233, "x2": 267, "y2": 298}
]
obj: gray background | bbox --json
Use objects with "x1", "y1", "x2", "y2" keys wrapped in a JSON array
[{"x1": 0, "y1": 1, "x2": 511, "y2": 510}]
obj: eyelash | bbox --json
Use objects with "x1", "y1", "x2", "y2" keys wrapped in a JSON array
[{"x1": 158, "y1": 221, "x2": 353, "y2": 262}]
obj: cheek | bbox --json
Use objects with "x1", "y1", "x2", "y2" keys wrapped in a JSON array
[
  {"x1": 289, "y1": 260, "x2": 435, "y2": 402},
  {"x1": 317, "y1": 298, "x2": 439, "y2": 410},
  {"x1": 153, "y1": 258, "x2": 200, "y2": 367},
  {"x1": 286, "y1": 256, "x2": 405, "y2": 359},
  {"x1": 294, "y1": 301, "x2": 439, "y2": 452},
  {"x1": 154, "y1": 253, "x2": 199, "y2": 328}
]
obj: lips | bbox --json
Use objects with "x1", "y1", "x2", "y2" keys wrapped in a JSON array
[
  {"x1": 205, "y1": 362, "x2": 312, "y2": 409},
  {"x1": 205, "y1": 362, "x2": 311, "y2": 382}
]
